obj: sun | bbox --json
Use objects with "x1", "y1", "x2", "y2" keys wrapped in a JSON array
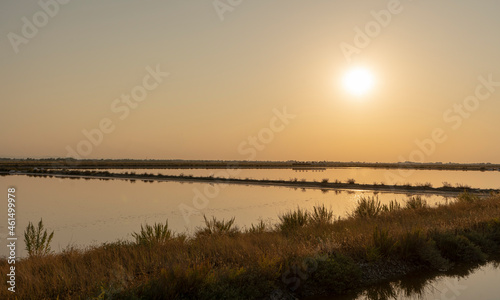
[{"x1": 342, "y1": 67, "x2": 375, "y2": 96}]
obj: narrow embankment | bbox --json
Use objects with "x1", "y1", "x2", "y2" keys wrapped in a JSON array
[{"x1": 4, "y1": 169, "x2": 499, "y2": 196}]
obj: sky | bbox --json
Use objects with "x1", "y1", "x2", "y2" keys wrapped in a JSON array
[{"x1": 1, "y1": 0, "x2": 500, "y2": 163}]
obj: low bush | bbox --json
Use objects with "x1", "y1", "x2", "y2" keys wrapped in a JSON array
[
  {"x1": 432, "y1": 232, "x2": 487, "y2": 264},
  {"x1": 309, "y1": 253, "x2": 362, "y2": 294}
]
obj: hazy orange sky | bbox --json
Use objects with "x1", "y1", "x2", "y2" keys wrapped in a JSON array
[{"x1": 1, "y1": 1, "x2": 499, "y2": 162}]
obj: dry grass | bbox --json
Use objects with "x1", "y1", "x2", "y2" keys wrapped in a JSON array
[{"x1": 1, "y1": 193, "x2": 499, "y2": 299}]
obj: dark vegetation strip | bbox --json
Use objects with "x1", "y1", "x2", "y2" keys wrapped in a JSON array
[
  {"x1": 4, "y1": 168, "x2": 499, "y2": 195},
  {"x1": 1, "y1": 194, "x2": 499, "y2": 299},
  {"x1": 1, "y1": 158, "x2": 500, "y2": 171}
]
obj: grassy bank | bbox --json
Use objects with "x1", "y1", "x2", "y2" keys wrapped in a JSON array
[{"x1": 1, "y1": 193, "x2": 500, "y2": 299}]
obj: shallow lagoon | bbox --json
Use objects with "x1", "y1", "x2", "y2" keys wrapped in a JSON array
[{"x1": 0, "y1": 175, "x2": 447, "y2": 257}]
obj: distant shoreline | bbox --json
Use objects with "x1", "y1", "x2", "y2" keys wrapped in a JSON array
[
  {"x1": 1, "y1": 158, "x2": 500, "y2": 171},
  {"x1": 4, "y1": 169, "x2": 499, "y2": 196}
]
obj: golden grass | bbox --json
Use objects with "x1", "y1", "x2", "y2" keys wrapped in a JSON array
[{"x1": 1, "y1": 193, "x2": 499, "y2": 299}]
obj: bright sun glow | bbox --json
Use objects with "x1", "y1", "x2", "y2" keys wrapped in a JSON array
[{"x1": 342, "y1": 67, "x2": 375, "y2": 96}]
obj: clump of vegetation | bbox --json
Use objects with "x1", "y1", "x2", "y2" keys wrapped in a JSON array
[
  {"x1": 346, "y1": 178, "x2": 356, "y2": 184},
  {"x1": 351, "y1": 196, "x2": 384, "y2": 218},
  {"x1": 456, "y1": 183, "x2": 471, "y2": 189},
  {"x1": 24, "y1": 219, "x2": 54, "y2": 257},
  {"x1": 196, "y1": 215, "x2": 239, "y2": 237},
  {"x1": 431, "y1": 232, "x2": 487, "y2": 263},
  {"x1": 456, "y1": 191, "x2": 479, "y2": 203},
  {"x1": 278, "y1": 207, "x2": 309, "y2": 231},
  {"x1": 371, "y1": 226, "x2": 397, "y2": 258},
  {"x1": 405, "y1": 196, "x2": 428, "y2": 209},
  {"x1": 309, "y1": 253, "x2": 362, "y2": 294},
  {"x1": 247, "y1": 220, "x2": 267, "y2": 233},
  {"x1": 383, "y1": 200, "x2": 401, "y2": 212},
  {"x1": 416, "y1": 182, "x2": 433, "y2": 188},
  {"x1": 442, "y1": 182, "x2": 453, "y2": 188},
  {"x1": 310, "y1": 204, "x2": 334, "y2": 226},
  {"x1": 132, "y1": 220, "x2": 172, "y2": 245}
]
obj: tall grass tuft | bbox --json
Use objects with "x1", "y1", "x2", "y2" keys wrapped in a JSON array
[
  {"x1": 310, "y1": 204, "x2": 334, "y2": 226},
  {"x1": 278, "y1": 207, "x2": 309, "y2": 231},
  {"x1": 24, "y1": 218, "x2": 54, "y2": 257},
  {"x1": 405, "y1": 196, "x2": 428, "y2": 209},
  {"x1": 196, "y1": 215, "x2": 239, "y2": 237},
  {"x1": 372, "y1": 226, "x2": 397, "y2": 257},
  {"x1": 457, "y1": 191, "x2": 480, "y2": 203},
  {"x1": 382, "y1": 200, "x2": 402, "y2": 212},
  {"x1": 351, "y1": 196, "x2": 383, "y2": 218},
  {"x1": 247, "y1": 220, "x2": 267, "y2": 233},
  {"x1": 132, "y1": 220, "x2": 172, "y2": 245}
]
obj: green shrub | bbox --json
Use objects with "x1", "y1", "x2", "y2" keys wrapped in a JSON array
[
  {"x1": 309, "y1": 253, "x2": 362, "y2": 294},
  {"x1": 199, "y1": 267, "x2": 275, "y2": 300},
  {"x1": 396, "y1": 229, "x2": 451, "y2": 270},
  {"x1": 461, "y1": 230, "x2": 498, "y2": 255},
  {"x1": 416, "y1": 239, "x2": 451, "y2": 271},
  {"x1": 485, "y1": 219, "x2": 500, "y2": 243},
  {"x1": 432, "y1": 233, "x2": 487, "y2": 263},
  {"x1": 24, "y1": 218, "x2": 54, "y2": 257},
  {"x1": 129, "y1": 264, "x2": 275, "y2": 300}
]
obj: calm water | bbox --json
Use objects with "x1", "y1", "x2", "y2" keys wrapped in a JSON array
[
  {"x1": 1, "y1": 173, "x2": 498, "y2": 298},
  {"x1": 309, "y1": 262, "x2": 500, "y2": 300},
  {"x1": 0, "y1": 175, "x2": 447, "y2": 258},
  {"x1": 87, "y1": 167, "x2": 500, "y2": 189}
]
